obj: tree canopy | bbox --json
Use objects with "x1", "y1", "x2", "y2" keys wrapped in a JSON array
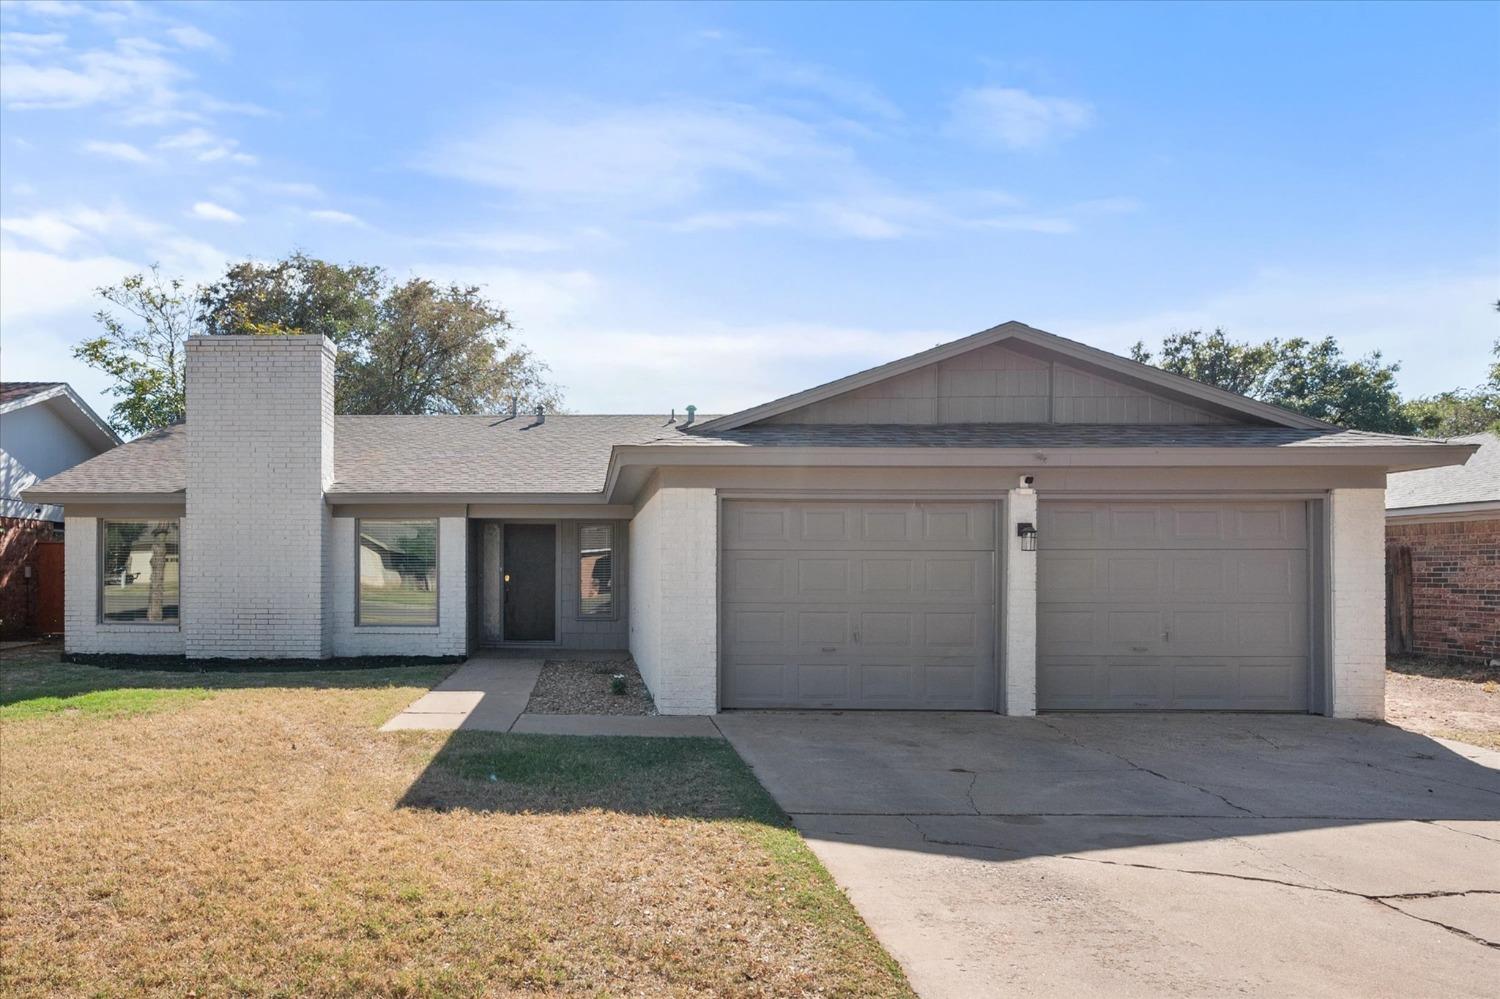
[
  {"x1": 1130, "y1": 329, "x2": 1412, "y2": 432},
  {"x1": 77, "y1": 253, "x2": 561, "y2": 435}
]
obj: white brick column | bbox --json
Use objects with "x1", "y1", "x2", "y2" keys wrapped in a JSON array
[
  {"x1": 1328, "y1": 487, "x2": 1386, "y2": 719},
  {"x1": 1002, "y1": 487, "x2": 1038, "y2": 716},
  {"x1": 183, "y1": 335, "x2": 335, "y2": 659},
  {"x1": 629, "y1": 484, "x2": 718, "y2": 714}
]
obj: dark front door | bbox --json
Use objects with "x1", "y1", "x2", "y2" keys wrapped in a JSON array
[
  {"x1": 503, "y1": 524, "x2": 556, "y2": 642},
  {"x1": 32, "y1": 540, "x2": 64, "y2": 636}
]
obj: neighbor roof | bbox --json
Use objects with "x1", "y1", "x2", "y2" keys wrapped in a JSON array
[
  {"x1": 1386, "y1": 432, "x2": 1498, "y2": 512},
  {"x1": 0, "y1": 381, "x2": 64, "y2": 404},
  {"x1": 0, "y1": 381, "x2": 121, "y2": 450}
]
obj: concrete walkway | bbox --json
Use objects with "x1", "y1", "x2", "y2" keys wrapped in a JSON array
[
  {"x1": 717, "y1": 711, "x2": 1500, "y2": 999},
  {"x1": 379, "y1": 655, "x2": 721, "y2": 737}
]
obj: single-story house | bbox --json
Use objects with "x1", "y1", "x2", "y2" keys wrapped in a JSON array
[
  {"x1": 24, "y1": 323, "x2": 1477, "y2": 717},
  {"x1": 1, "y1": 381, "x2": 121, "y2": 637},
  {"x1": 1385, "y1": 431, "x2": 1498, "y2": 664}
]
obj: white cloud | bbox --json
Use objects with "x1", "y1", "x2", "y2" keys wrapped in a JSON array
[
  {"x1": 0, "y1": 213, "x2": 84, "y2": 252},
  {"x1": 0, "y1": 35, "x2": 187, "y2": 110},
  {"x1": 166, "y1": 25, "x2": 220, "y2": 51},
  {"x1": 158, "y1": 127, "x2": 256, "y2": 164},
  {"x1": 308, "y1": 208, "x2": 362, "y2": 225},
  {"x1": 82, "y1": 139, "x2": 151, "y2": 163},
  {"x1": 408, "y1": 263, "x2": 601, "y2": 327},
  {"x1": 425, "y1": 102, "x2": 842, "y2": 207},
  {"x1": 1063, "y1": 266, "x2": 1498, "y2": 397},
  {"x1": 949, "y1": 86, "x2": 1094, "y2": 149},
  {"x1": 189, "y1": 200, "x2": 242, "y2": 223}
]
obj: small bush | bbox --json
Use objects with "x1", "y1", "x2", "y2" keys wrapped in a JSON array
[{"x1": 609, "y1": 674, "x2": 628, "y2": 696}]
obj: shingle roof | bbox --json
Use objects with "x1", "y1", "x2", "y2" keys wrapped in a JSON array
[
  {"x1": 0, "y1": 381, "x2": 64, "y2": 404},
  {"x1": 27, "y1": 417, "x2": 1468, "y2": 499},
  {"x1": 1386, "y1": 432, "x2": 1499, "y2": 510}
]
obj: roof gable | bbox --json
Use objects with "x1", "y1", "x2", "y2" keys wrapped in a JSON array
[
  {"x1": 698, "y1": 321, "x2": 1337, "y2": 432},
  {"x1": 0, "y1": 382, "x2": 120, "y2": 451}
]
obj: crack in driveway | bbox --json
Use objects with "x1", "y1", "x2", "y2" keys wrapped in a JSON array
[
  {"x1": 893, "y1": 817, "x2": 1500, "y2": 951},
  {"x1": 1036, "y1": 718, "x2": 1259, "y2": 816}
]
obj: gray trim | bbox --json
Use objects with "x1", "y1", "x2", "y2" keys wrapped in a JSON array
[
  {"x1": 353, "y1": 517, "x2": 441, "y2": 628},
  {"x1": 1308, "y1": 499, "x2": 1330, "y2": 716},
  {"x1": 97, "y1": 517, "x2": 182, "y2": 627}
]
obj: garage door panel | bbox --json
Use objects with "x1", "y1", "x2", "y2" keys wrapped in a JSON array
[
  {"x1": 724, "y1": 501, "x2": 994, "y2": 550},
  {"x1": 723, "y1": 500, "x2": 996, "y2": 710},
  {"x1": 1038, "y1": 500, "x2": 1311, "y2": 711},
  {"x1": 1041, "y1": 501, "x2": 1307, "y2": 550},
  {"x1": 1039, "y1": 656, "x2": 1308, "y2": 711}
]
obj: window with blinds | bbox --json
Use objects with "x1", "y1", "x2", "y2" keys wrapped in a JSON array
[
  {"x1": 357, "y1": 519, "x2": 439, "y2": 626},
  {"x1": 578, "y1": 524, "x2": 615, "y2": 618},
  {"x1": 101, "y1": 520, "x2": 181, "y2": 623}
]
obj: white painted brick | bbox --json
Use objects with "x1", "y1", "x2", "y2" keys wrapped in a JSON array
[
  {"x1": 629, "y1": 482, "x2": 718, "y2": 714},
  {"x1": 1328, "y1": 487, "x2": 1386, "y2": 719},
  {"x1": 182, "y1": 336, "x2": 334, "y2": 658},
  {"x1": 1003, "y1": 488, "x2": 1038, "y2": 716}
]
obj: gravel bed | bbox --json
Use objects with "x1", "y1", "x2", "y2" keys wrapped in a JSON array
[{"x1": 524, "y1": 657, "x2": 657, "y2": 716}]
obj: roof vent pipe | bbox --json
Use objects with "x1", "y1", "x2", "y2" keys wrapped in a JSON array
[
  {"x1": 681, "y1": 404, "x2": 696, "y2": 428},
  {"x1": 535, "y1": 405, "x2": 545, "y2": 425},
  {"x1": 510, "y1": 397, "x2": 518, "y2": 419},
  {"x1": 667, "y1": 408, "x2": 676, "y2": 424}
]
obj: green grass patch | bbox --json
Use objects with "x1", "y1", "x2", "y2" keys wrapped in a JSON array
[
  {"x1": 0, "y1": 644, "x2": 459, "y2": 721},
  {"x1": 0, "y1": 686, "x2": 211, "y2": 721}
]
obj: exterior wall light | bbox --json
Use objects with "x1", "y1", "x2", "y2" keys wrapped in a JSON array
[{"x1": 1016, "y1": 522, "x2": 1038, "y2": 552}]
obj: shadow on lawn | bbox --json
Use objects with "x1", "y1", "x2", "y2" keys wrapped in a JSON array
[{"x1": 397, "y1": 730, "x2": 791, "y2": 822}]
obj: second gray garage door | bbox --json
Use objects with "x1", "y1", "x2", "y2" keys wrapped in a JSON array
[
  {"x1": 1038, "y1": 500, "x2": 1311, "y2": 711},
  {"x1": 722, "y1": 500, "x2": 996, "y2": 709}
]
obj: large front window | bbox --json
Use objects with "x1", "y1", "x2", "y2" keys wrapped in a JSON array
[
  {"x1": 101, "y1": 520, "x2": 180, "y2": 623},
  {"x1": 357, "y1": 519, "x2": 439, "y2": 626},
  {"x1": 578, "y1": 523, "x2": 615, "y2": 618}
]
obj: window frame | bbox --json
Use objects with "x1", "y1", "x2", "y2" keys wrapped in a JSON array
[
  {"x1": 97, "y1": 518, "x2": 182, "y2": 627},
  {"x1": 575, "y1": 522, "x2": 618, "y2": 622},
  {"x1": 354, "y1": 517, "x2": 441, "y2": 628}
]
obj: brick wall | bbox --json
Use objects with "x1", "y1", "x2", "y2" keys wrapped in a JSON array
[
  {"x1": 1329, "y1": 488, "x2": 1387, "y2": 719},
  {"x1": 629, "y1": 478, "x2": 718, "y2": 714},
  {"x1": 1386, "y1": 517, "x2": 1499, "y2": 664},
  {"x1": 0, "y1": 516, "x2": 56, "y2": 637},
  {"x1": 183, "y1": 335, "x2": 334, "y2": 658}
]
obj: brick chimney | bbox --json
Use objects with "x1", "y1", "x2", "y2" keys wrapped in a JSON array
[{"x1": 182, "y1": 335, "x2": 335, "y2": 658}]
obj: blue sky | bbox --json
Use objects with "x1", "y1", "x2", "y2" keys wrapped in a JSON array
[{"x1": 2, "y1": 0, "x2": 1496, "y2": 425}]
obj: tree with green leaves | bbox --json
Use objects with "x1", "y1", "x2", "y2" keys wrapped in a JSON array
[
  {"x1": 1400, "y1": 340, "x2": 1500, "y2": 436},
  {"x1": 74, "y1": 267, "x2": 196, "y2": 437},
  {"x1": 75, "y1": 253, "x2": 562, "y2": 436},
  {"x1": 1131, "y1": 329, "x2": 1413, "y2": 433}
]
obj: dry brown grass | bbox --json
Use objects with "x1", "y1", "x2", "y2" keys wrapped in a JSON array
[
  {"x1": 1387, "y1": 656, "x2": 1500, "y2": 753},
  {"x1": 0, "y1": 651, "x2": 910, "y2": 998}
]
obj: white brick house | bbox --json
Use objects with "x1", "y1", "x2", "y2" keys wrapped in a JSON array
[{"x1": 26, "y1": 323, "x2": 1477, "y2": 719}]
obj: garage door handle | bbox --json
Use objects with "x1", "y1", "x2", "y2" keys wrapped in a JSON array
[{"x1": 821, "y1": 646, "x2": 837, "y2": 653}]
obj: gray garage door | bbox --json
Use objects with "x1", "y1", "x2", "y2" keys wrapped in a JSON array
[
  {"x1": 722, "y1": 500, "x2": 996, "y2": 709},
  {"x1": 1038, "y1": 501, "x2": 1311, "y2": 711}
]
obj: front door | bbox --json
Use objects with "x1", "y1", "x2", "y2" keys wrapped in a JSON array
[{"x1": 503, "y1": 523, "x2": 556, "y2": 642}]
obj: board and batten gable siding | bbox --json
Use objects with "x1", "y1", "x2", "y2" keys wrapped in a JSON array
[
  {"x1": 763, "y1": 343, "x2": 1239, "y2": 426},
  {"x1": 473, "y1": 519, "x2": 630, "y2": 648}
]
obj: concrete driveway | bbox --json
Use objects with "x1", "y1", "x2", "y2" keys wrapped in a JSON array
[{"x1": 715, "y1": 712, "x2": 1500, "y2": 998}]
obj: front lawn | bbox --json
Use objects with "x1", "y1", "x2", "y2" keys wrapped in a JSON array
[{"x1": 0, "y1": 646, "x2": 910, "y2": 997}]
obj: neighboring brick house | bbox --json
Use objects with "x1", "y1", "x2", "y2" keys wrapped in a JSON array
[
  {"x1": 0, "y1": 382, "x2": 120, "y2": 637},
  {"x1": 25, "y1": 324, "x2": 1478, "y2": 718},
  {"x1": 1386, "y1": 432, "x2": 1499, "y2": 665}
]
